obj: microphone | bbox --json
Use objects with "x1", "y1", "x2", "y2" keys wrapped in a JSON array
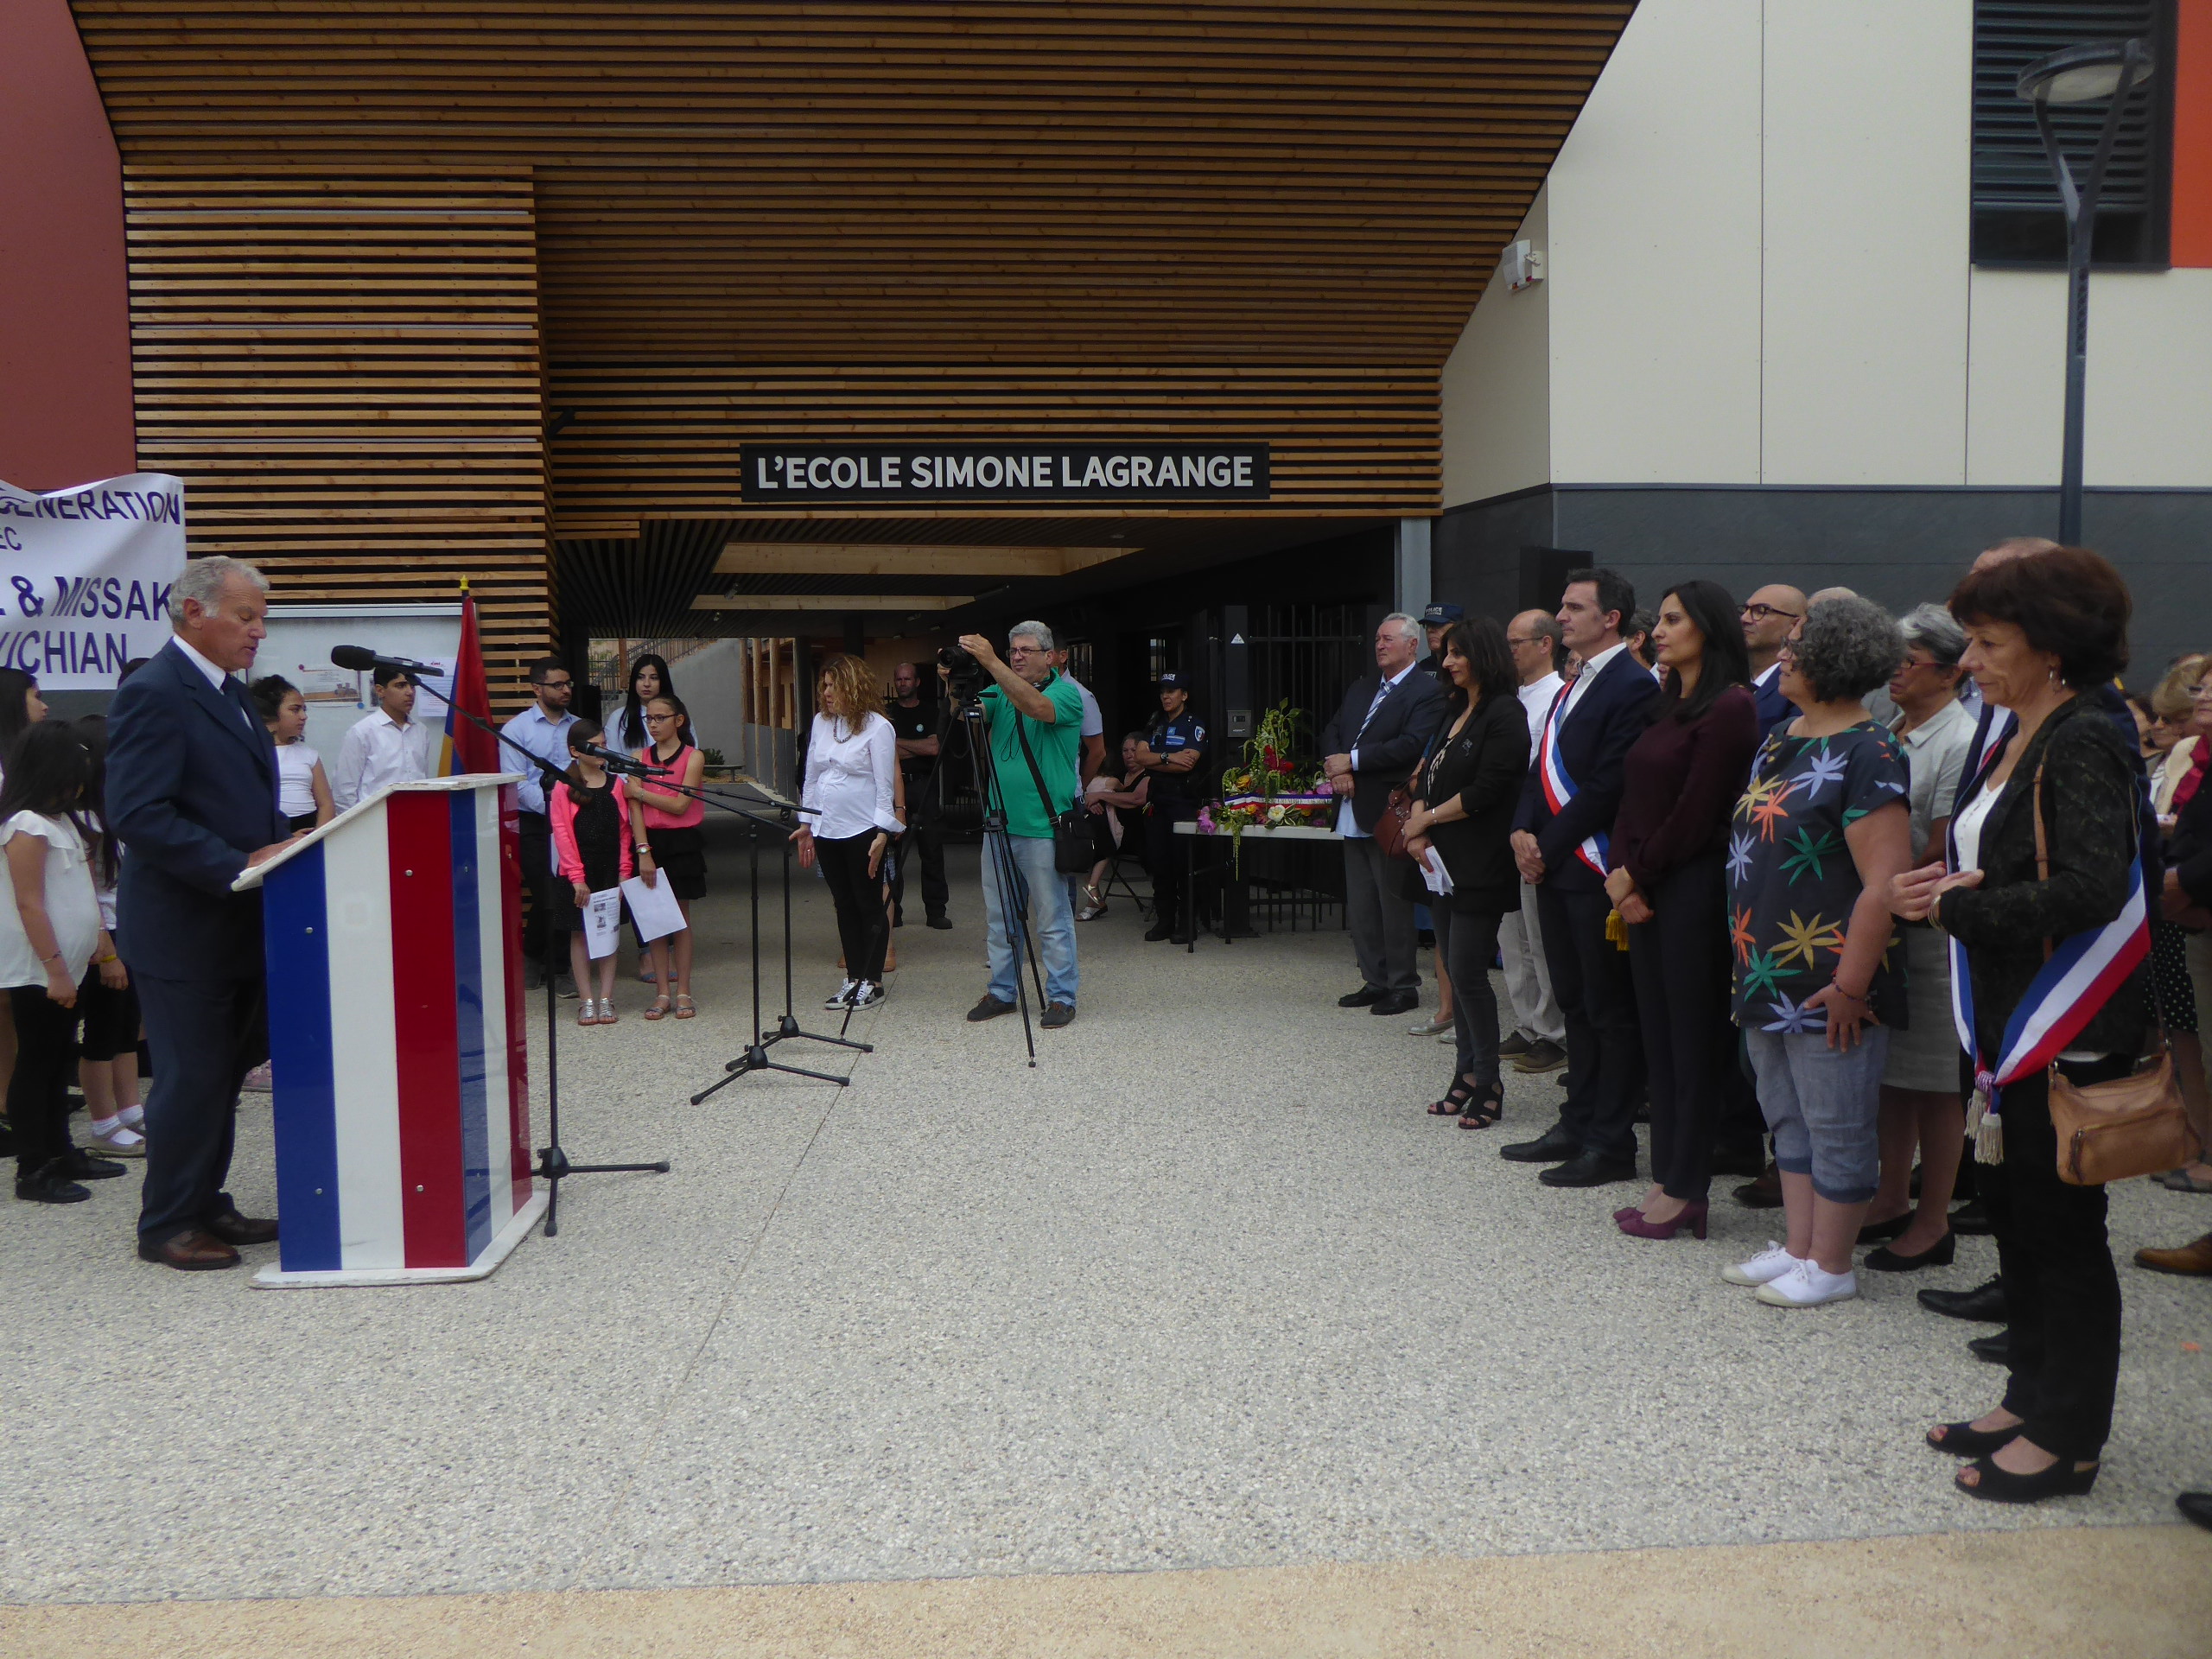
[
  {"x1": 579, "y1": 743, "x2": 671, "y2": 777},
  {"x1": 331, "y1": 645, "x2": 442, "y2": 678}
]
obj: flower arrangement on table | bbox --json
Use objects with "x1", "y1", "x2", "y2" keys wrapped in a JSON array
[{"x1": 1195, "y1": 700, "x2": 1337, "y2": 864}]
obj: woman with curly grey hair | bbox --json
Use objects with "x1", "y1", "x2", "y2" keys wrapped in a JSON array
[{"x1": 1720, "y1": 595, "x2": 1912, "y2": 1308}]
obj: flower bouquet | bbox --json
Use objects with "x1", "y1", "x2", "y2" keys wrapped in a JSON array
[{"x1": 1197, "y1": 700, "x2": 1334, "y2": 866}]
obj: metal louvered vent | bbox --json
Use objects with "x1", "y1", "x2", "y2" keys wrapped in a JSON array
[{"x1": 1972, "y1": 0, "x2": 2175, "y2": 265}]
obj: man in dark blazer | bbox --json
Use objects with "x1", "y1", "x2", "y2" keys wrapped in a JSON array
[
  {"x1": 1503, "y1": 569, "x2": 1658, "y2": 1186},
  {"x1": 1321, "y1": 613, "x2": 1446, "y2": 1016},
  {"x1": 108, "y1": 557, "x2": 299, "y2": 1270}
]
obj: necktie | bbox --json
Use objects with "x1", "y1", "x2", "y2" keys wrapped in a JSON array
[{"x1": 1355, "y1": 677, "x2": 1393, "y2": 745}]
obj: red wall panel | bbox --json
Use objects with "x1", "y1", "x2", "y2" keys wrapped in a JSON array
[
  {"x1": 2175, "y1": 0, "x2": 2212, "y2": 267},
  {"x1": 0, "y1": 2, "x2": 134, "y2": 490}
]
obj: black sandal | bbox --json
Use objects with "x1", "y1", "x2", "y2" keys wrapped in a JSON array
[
  {"x1": 1955, "y1": 1454, "x2": 2098, "y2": 1503},
  {"x1": 1458, "y1": 1081, "x2": 1504, "y2": 1129},
  {"x1": 1927, "y1": 1420, "x2": 2021, "y2": 1458},
  {"x1": 1428, "y1": 1077, "x2": 1478, "y2": 1116}
]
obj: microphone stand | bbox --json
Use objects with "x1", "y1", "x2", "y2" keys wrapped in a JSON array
[{"x1": 406, "y1": 678, "x2": 671, "y2": 1237}]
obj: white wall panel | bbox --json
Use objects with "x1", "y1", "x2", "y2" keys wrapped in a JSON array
[
  {"x1": 1967, "y1": 269, "x2": 2212, "y2": 487},
  {"x1": 1760, "y1": 1, "x2": 1972, "y2": 484},
  {"x1": 1440, "y1": 188, "x2": 1550, "y2": 506},
  {"x1": 1546, "y1": 0, "x2": 1764, "y2": 485}
]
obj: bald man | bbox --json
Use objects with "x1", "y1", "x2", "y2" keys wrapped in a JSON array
[{"x1": 1741, "y1": 582, "x2": 1807, "y2": 744}]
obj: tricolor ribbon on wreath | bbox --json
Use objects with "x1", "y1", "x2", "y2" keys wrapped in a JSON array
[
  {"x1": 1536, "y1": 683, "x2": 1610, "y2": 878},
  {"x1": 1946, "y1": 830, "x2": 2150, "y2": 1166}
]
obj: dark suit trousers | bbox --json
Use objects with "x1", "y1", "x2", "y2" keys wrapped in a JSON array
[
  {"x1": 1145, "y1": 799, "x2": 1199, "y2": 930},
  {"x1": 1625, "y1": 850, "x2": 1733, "y2": 1201},
  {"x1": 517, "y1": 810, "x2": 570, "y2": 965},
  {"x1": 1537, "y1": 883, "x2": 1642, "y2": 1165},
  {"x1": 889, "y1": 778, "x2": 949, "y2": 920},
  {"x1": 136, "y1": 972, "x2": 268, "y2": 1243},
  {"x1": 1344, "y1": 836, "x2": 1418, "y2": 993},
  {"x1": 1986, "y1": 1057, "x2": 2127, "y2": 1462}
]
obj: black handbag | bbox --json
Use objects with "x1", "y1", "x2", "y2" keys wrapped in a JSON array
[{"x1": 1012, "y1": 714, "x2": 1095, "y2": 874}]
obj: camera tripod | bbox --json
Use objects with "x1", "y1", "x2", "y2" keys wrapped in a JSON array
[{"x1": 949, "y1": 687, "x2": 1050, "y2": 1066}]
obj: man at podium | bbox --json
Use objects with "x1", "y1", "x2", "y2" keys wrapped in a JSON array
[{"x1": 108, "y1": 556, "x2": 300, "y2": 1272}]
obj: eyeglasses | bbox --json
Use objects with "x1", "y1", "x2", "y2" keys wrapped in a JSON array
[
  {"x1": 1007, "y1": 645, "x2": 1044, "y2": 658},
  {"x1": 645, "y1": 709, "x2": 679, "y2": 722},
  {"x1": 535, "y1": 677, "x2": 573, "y2": 690},
  {"x1": 1741, "y1": 603, "x2": 1801, "y2": 622}
]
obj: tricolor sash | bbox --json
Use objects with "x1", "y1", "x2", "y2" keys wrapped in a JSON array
[
  {"x1": 1536, "y1": 682, "x2": 1610, "y2": 877},
  {"x1": 1947, "y1": 762, "x2": 2149, "y2": 1139}
]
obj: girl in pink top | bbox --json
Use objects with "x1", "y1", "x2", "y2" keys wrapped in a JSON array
[
  {"x1": 550, "y1": 718, "x2": 635, "y2": 1025},
  {"x1": 624, "y1": 693, "x2": 708, "y2": 1019}
]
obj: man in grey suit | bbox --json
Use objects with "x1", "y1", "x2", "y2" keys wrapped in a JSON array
[{"x1": 1321, "y1": 613, "x2": 1446, "y2": 1016}]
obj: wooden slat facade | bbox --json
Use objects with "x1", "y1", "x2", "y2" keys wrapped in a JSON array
[
  {"x1": 74, "y1": 3, "x2": 1633, "y2": 642},
  {"x1": 124, "y1": 171, "x2": 556, "y2": 705}
]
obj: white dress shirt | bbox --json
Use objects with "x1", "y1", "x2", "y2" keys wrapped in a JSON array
[
  {"x1": 1338, "y1": 661, "x2": 1420, "y2": 838},
  {"x1": 1516, "y1": 671, "x2": 1564, "y2": 747},
  {"x1": 1552, "y1": 641, "x2": 1627, "y2": 733},
  {"x1": 802, "y1": 710, "x2": 904, "y2": 841},
  {"x1": 331, "y1": 709, "x2": 431, "y2": 809}
]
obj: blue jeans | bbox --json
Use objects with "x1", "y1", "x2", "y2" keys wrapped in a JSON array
[{"x1": 982, "y1": 832, "x2": 1079, "y2": 1007}]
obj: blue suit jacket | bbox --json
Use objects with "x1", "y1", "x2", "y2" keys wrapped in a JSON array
[
  {"x1": 1513, "y1": 648, "x2": 1661, "y2": 893},
  {"x1": 107, "y1": 639, "x2": 289, "y2": 982},
  {"x1": 1751, "y1": 665, "x2": 1796, "y2": 746}
]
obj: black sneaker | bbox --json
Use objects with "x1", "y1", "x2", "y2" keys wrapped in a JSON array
[
  {"x1": 1040, "y1": 1001, "x2": 1075, "y2": 1028},
  {"x1": 967, "y1": 994, "x2": 1015, "y2": 1022},
  {"x1": 555, "y1": 975, "x2": 580, "y2": 1000},
  {"x1": 926, "y1": 912, "x2": 953, "y2": 931},
  {"x1": 56, "y1": 1146, "x2": 128, "y2": 1180},
  {"x1": 849, "y1": 981, "x2": 887, "y2": 1010},
  {"x1": 16, "y1": 1158, "x2": 91, "y2": 1205}
]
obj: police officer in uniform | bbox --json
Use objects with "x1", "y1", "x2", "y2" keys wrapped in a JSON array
[
  {"x1": 1416, "y1": 601, "x2": 1464, "y2": 681},
  {"x1": 884, "y1": 661, "x2": 951, "y2": 928},
  {"x1": 1136, "y1": 671, "x2": 1209, "y2": 942}
]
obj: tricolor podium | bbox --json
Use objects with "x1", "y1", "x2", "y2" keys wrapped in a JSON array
[{"x1": 233, "y1": 774, "x2": 546, "y2": 1287}]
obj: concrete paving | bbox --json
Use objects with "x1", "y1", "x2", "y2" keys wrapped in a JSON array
[{"x1": 3, "y1": 817, "x2": 2209, "y2": 1619}]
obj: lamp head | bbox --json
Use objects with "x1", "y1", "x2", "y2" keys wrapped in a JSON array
[{"x1": 2017, "y1": 38, "x2": 2153, "y2": 105}]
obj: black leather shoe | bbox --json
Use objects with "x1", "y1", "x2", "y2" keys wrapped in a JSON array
[
  {"x1": 1949, "y1": 1198, "x2": 1993, "y2": 1236},
  {"x1": 1338, "y1": 986, "x2": 1385, "y2": 1007},
  {"x1": 966, "y1": 995, "x2": 1015, "y2": 1023},
  {"x1": 1733, "y1": 1164, "x2": 1783, "y2": 1209},
  {"x1": 1866, "y1": 1231, "x2": 1955, "y2": 1271},
  {"x1": 925, "y1": 912, "x2": 953, "y2": 931},
  {"x1": 1919, "y1": 1275, "x2": 2005, "y2": 1323},
  {"x1": 1858, "y1": 1211, "x2": 1911, "y2": 1245},
  {"x1": 2178, "y1": 1492, "x2": 2212, "y2": 1533},
  {"x1": 1968, "y1": 1329, "x2": 2010, "y2": 1365},
  {"x1": 1370, "y1": 990, "x2": 1419, "y2": 1017},
  {"x1": 57, "y1": 1147, "x2": 128, "y2": 1180},
  {"x1": 16, "y1": 1159, "x2": 91, "y2": 1205},
  {"x1": 207, "y1": 1210, "x2": 279, "y2": 1246},
  {"x1": 1500, "y1": 1126, "x2": 1579, "y2": 1164},
  {"x1": 1144, "y1": 922, "x2": 1174, "y2": 942},
  {"x1": 1540, "y1": 1151, "x2": 1639, "y2": 1187}
]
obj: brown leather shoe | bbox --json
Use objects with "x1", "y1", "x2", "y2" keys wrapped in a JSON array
[
  {"x1": 206, "y1": 1211, "x2": 279, "y2": 1246},
  {"x1": 138, "y1": 1229, "x2": 242, "y2": 1271},
  {"x1": 2135, "y1": 1233, "x2": 2212, "y2": 1276}
]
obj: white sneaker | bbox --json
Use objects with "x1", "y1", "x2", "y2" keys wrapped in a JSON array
[
  {"x1": 1756, "y1": 1259, "x2": 1859, "y2": 1308},
  {"x1": 1722, "y1": 1242, "x2": 1802, "y2": 1287},
  {"x1": 824, "y1": 979, "x2": 859, "y2": 1010}
]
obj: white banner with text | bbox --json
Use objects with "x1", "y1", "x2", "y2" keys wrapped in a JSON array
[{"x1": 0, "y1": 473, "x2": 188, "y2": 689}]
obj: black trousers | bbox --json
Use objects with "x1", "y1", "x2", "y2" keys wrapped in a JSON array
[
  {"x1": 517, "y1": 810, "x2": 569, "y2": 967},
  {"x1": 1145, "y1": 799, "x2": 1198, "y2": 930},
  {"x1": 889, "y1": 779, "x2": 950, "y2": 920},
  {"x1": 9, "y1": 984, "x2": 81, "y2": 1179},
  {"x1": 1537, "y1": 882, "x2": 1643, "y2": 1166},
  {"x1": 1433, "y1": 905, "x2": 1504, "y2": 1088},
  {"x1": 816, "y1": 832, "x2": 889, "y2": 984},
  {"x1": 136, "y1": 972, "x2": 267, "y2": 1243},
  {"x1": 1987, "y1": 1055, "x2": 2129, "y2": 1462},
  {"x1": 1625, "y1": 851, "x2": 1734, "y2": 1202}
]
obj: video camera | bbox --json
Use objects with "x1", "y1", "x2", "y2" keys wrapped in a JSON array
[{"x1": 938, "y1": 643, "x2": 985, "y2": 701}]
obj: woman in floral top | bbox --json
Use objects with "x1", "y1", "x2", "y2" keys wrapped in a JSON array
[{"x1": 1723, "y1": 596, "x2": 1912, "y2": 1309}]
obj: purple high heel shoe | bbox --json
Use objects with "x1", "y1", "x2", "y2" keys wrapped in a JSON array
[{"x1": 1618, "y1": 1200, "x2": 1708, "y2": 1240}]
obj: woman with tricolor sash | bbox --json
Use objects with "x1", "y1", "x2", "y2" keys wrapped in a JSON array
[{"x1": 1891, "y1": 546, "x2": 2146, "y2": 1507}]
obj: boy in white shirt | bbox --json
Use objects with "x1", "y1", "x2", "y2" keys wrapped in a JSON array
[{"x1": 331, "y1": 666, "x2": 431, "y2": 809}]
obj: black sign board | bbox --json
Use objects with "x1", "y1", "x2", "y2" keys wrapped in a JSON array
[{"x1": 741, "y1": 442, "x2": 1269, "y2": 505}]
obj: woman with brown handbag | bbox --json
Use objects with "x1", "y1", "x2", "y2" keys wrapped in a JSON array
[{"x1": 1891, "y1": 546, "x2": 2149, "y2": 1505}]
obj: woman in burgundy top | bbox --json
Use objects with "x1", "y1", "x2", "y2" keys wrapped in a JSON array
[{"x1": 1603, "y1": 581, "x2": 1759, "y2": 1239}]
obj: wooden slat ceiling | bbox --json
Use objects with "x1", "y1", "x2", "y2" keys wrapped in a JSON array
[{"x1": 74, "y1": 3, "x2": 1634, "y2": 366}]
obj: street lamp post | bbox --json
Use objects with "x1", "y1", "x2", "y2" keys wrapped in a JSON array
[{"x1": 2016, "y1": 38, "x2": 2155, "y2": 545}]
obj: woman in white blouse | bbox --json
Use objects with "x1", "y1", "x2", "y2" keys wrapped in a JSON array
[{"x1": 794, "y1": 654, "x2": 903, "y2": 1011}]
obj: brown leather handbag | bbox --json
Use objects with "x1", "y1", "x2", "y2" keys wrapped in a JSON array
[
  {"x1": 1373, "y1": 783, "x2": 1415, "y2": 861},
  {"x1": 2029, "y1": 766, "x2": 2203, "y2": 1185}
]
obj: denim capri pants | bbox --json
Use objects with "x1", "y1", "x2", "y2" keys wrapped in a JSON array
[{"x1": 1744, "y1": 1026, "x2": 1890, "y2": 1203}]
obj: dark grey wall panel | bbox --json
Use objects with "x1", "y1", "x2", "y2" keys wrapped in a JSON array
[{"x1": 1433, "y1": 484, "x2": 2212, "y2": 683}]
